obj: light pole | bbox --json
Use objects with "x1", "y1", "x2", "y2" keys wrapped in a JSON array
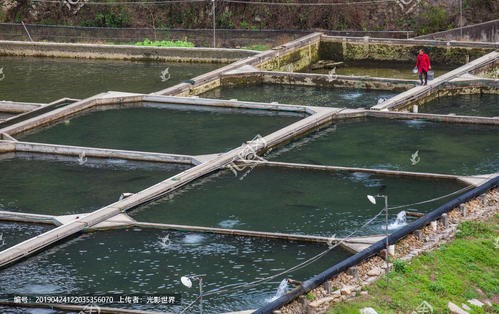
[
  {"x1": 367, "y1": 194, "x2": 390, "y2": 288},
  {"x1": 181, "y1": 274, "x2": 206, "y2": 313},
  {"x1": 459, "y1": 0, "x2": 463, "y2": 40},
  {"x1": 211, "y1": 0, "x2": 216, "y2": 48}
]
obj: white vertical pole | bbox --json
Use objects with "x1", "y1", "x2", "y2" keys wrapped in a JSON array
[
  {"x1": 212, "y1": 0, "x2": 216, "y2": 48},
  {"x1": 460, "y1": 0, "x2": 463, "y2": 40},
  {"x1": 384, "y1": 195, "x2": 390, "y2": 289}
]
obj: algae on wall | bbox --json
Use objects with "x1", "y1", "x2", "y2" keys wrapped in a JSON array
[
  {"x1": 318, "y1": 40, "x2": 494, "y2": 66},
  {"x1": 259, "y1": 42, "x2": 320, "y2": 72}
]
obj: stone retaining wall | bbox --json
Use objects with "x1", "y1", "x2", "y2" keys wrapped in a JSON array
[
  {"x1": 277, "y1": 188, "x2": 498, "y2": 314},
  {"x1": 319, "y1": 37, "x2": 498, "y2": 66}
]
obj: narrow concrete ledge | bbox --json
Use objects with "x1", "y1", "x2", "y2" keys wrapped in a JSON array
[
  {"x1": 458, "y1": 173, "x2": 499, "y2": 186},
  {"x1": 0, "y1": 211, "x2": 57, "y2": 225},
  {"x1": 0, "y1": 101, "x2": 44, "y2": 113},
  {"x1": 368, "y1": 110, "x2": 499, "y2": 125},
  {"x1": 144, "y1": 94, "x2": 315, "y2": 115},
  {"x1": 0, "y1": 40, "x2": 257, "y2": 63},
  {"x1": 241, "y1": 160, "x2": 463, "y2": 181},
  {"x1": 10, "y1": 141, "x2": 198, "y2": 165},
  {"x1": 223, "y1": 64, "x2": 260, "y2": 75},
  {"x1": 89, "y1": 213, "x2": 136, "y2": 230}
]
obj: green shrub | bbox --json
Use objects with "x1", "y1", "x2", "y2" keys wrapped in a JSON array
[
  {"x1": 306, "y1": 291, "x2": 315, "y2": 301},
  {"x1": 393, "y1": 259, "x2": 408, "y2": 273},
  {"x1": 135, "y1": 39, "x2": 195, "y2": 48}
]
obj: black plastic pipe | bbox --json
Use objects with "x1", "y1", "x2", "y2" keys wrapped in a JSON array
[{"x1": 254, "y1": 175, "x2": 498, "y2": 314}]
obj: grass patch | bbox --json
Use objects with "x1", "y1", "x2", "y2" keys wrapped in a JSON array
[
  {"x1": 135, "y1": 39, "x2": 195, "y2": 48},
  {"x1": 328, "y1": 216, "x2": 499, "y2": 313}
]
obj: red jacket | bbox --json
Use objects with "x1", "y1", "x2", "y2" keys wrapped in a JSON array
[{"x1": 416, "y1": 53, "x2": 431, "y2": 74}]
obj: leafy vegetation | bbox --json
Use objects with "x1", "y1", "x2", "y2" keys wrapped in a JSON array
[
  {"x1": 328, "y1": 216, "x2": 499, "y2": 313},
  {"x1": 416, "y1": 5, "x2": 454, "y2": 35},
  {"x1": 135, "y1": 39, "x2": 195, "y2": 48}
]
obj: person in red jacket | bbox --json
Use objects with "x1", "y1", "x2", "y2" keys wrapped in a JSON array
[{"x1": 415, "y1": 48, "x2": 431, "y2": 85}]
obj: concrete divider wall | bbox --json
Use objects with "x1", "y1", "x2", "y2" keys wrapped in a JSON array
[
  {"x1": 258, "y1": 38, "x2": 321, "y2": 72},
  {"x1": 0, "y1": 40, "x2": 258, "y2": 63},
  {"x1": 319, "y1": 36, "x2": 498, "y2": 65},
  {"x1": 220, "y1": 71, "x2": 415, "y2": 91}
]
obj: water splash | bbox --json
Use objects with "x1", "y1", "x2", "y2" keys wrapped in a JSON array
[
  {"x1": 340, "y1": 92, "x2": 362, "y2": 100},
  {"x1": 182, "y1": 234, "x2": 205, "y2": 245},
  {"x1": 386, "y1": 211, "x2": 407, "y2": 230},
  {"x1": 218, "y1": 219, "x2": 240, "y2": 228},
  {"x1": 327, "y1": 67, "x2": 337, "y2": 82},
  {"x1": 377, "y1": 97, "x2": 386, "y2": 105},
  {"x1": 404, "y1": 119, "x2": 428, "y2": 129},
  {"x1": 118, "y1": 192, "x2": 133, "y2": 201},
  {"x1": 268, "y1": 279, "x2": 289, "y2": 302},
  {"x1": 77, "y1": 151, "x2": 87, "y2": 165},
  {"x1": 158, "y1": 234, "x2": 171, "y2": 249}
]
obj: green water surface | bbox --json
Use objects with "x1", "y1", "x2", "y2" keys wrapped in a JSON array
[
  {"x1": 0, "y1": 56, "x2": 220, "y2": 103},
  {"x1": 201, "y1": 84, "x2": 398, "y2": 108},
  {"x1": 0, "y1": 222, "x2": 53, "y2": 251},
  {"x1": 305, "y1": 62, "x2": 455, "y2": 80},
  {"x1": 0, "y1": 228, "x2": 351, "y2": 313},
  {"x1": 420, "y1": 94, "x2": 499, "y2": 117},
  {"x1": 272, "y1": 117, "x2": 499, "y2": 176},
  {"x1": 130, "y1": 167, "x2": 466, "y2": 237},
  {"x1": 0, "y1": 154, "x2": 187, "y2": 215},
  {"x1": 20, "y1": 104, "x2": 302, "y2": 155}
]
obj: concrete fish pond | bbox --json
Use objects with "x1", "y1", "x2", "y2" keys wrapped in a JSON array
[
  {"x1": 0, "y1": 153, "x2": 188, "y2": 215},
  {"x1": 0, "y1": 56, "x2": 221, "y2": 103},
  {"x1": 304, "y1": 61, "x2": 456, "y2": 80},
  {"x1": 201, "y1": 84, "x2": 398, "y2": 108},
  {"x1": 129, "y1": 167, "x2": 467, "y2": 237},
  {"x1": 0, "y1": 228, "x2": 351, "y2": 313},
  {"x1": 271, "y1": 117, "x2": 499, "y2": 176},
  {"x1": 419, "y1": 94, "x2": 499, "y2": 117},
  {"x1": 18, "y1": 103, "x2": 303, "y2": 155},
  {"x1": 0, "y1": 34, "x2": 496, "y2": 314}
]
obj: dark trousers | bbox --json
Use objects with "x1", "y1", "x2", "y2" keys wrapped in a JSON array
[{"x1": 419, "y1": 70, "x2": 428, "y2": 85}]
